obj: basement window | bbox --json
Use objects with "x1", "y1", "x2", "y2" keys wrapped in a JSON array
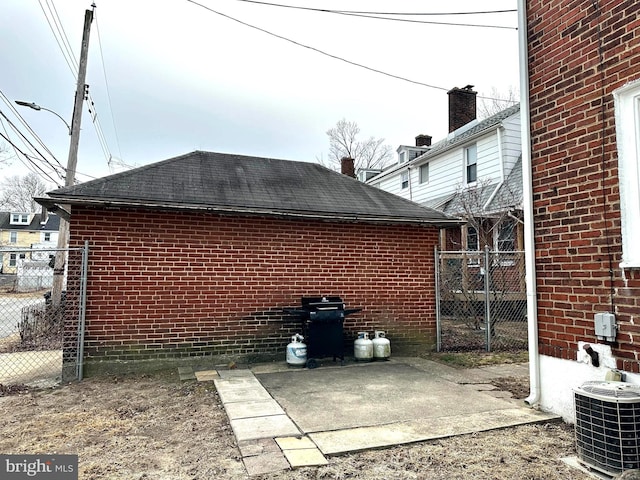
[{"x1": 614, "y1": 79, "x2": 640, "y2": 268}]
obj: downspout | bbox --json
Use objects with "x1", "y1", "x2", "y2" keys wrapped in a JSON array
[
  {"x1": 407, "y1": 165, "x2": 413, "y2": 201},
  {"x1": 517, "y1": 0, "x2": 541, "y2": 407}
]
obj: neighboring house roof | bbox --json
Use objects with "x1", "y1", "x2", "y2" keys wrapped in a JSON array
[
  {"x1": 0, "y1": 212, "x2": 60, "y2": 231},
  {"x1": 38, "y1": 151, "x2": 461, "y2": 226},
  {"x1": 369, "y1": 103, "x2": 521, "y2": 182},
  {"x1": 486, "y1": 155, "x2": 523, "y2": 213}
]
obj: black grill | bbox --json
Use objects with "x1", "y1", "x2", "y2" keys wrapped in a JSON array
[{"x1": 286, "y1": 296, "x2": 361, "y2": 368}]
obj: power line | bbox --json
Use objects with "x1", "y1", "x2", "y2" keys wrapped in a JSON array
[
  {"x1": 0, "y1": 89, "x2": 65, "y2": 170},
  {"x1": 186, "y1": 1, "x2": 516, "y2": 100},
  {"x1": 229, "y1": 0, "x2": 517, "y2": 29},
  {"x1": 38, "y1": 0, "x2": 79, "y2": 77},
  {"x1": 186, "y1": 0, "x2": 449, "y2": 91},
  {"x1": 0, "y1": 129, "x2": 62, "y2": 185},
  {"x1": 232, "y1": 1, "x2": 516, "y2": 17},
  {"x1": 94, "y1": 11, "x2": 123, "y2": 161}
]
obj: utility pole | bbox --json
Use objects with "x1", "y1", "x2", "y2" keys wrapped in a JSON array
[{"x1": 51, "y1": 6, "x2": 94, "y2": 306}]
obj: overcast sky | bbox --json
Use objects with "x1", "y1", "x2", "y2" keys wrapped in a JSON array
[{"x1": 0, "y1": 0, "x2": 519, "y2": 189}]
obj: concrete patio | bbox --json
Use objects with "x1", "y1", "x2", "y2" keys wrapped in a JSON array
[{"x1": 183, "y1": 357, "x2": 559, "y2": 476}]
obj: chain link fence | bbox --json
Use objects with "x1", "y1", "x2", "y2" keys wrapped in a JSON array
[
  {"x1": 0, "y1": 245, "x2": 88, "y2": 389},
  {"x1": 436, "y1": 247, "x2": 527, "y2": 352}
]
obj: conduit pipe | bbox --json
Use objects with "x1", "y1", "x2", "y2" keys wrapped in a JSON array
[{"x1": 517, "y1": 0, "x2": 541, "y2": 407}]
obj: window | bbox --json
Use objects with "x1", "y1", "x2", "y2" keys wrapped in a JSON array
[
  {"x1": 614, "y1": 80, "x2": 640, "y2": 268},
  {"x1": 497, "y1": 221, "x2": 516, "y2": 252},
  {"x1": 466, "y1": 226, "x2": 480, "y2": 265},
  {"x1": 9, "y1": 231, "x2": 17, "y2": 243},
  {"x1": 399, "y1": 151, "x2": 407, "y2": 164},
  {"x1": 44, "y1": 232, "x2": 51, "y2": 242},
  {"x1": 465, "y1": 144, "x2": 477, "y2": 184},
  {"x1": 466, "y1": 226, "x2": 479, "y2": 251},
  {"x1": 419, "y1": 163, "x2": 429, "y2": 184},
  {"x1": 9, "y1": 253, "x2": 25, "y2": 267},
  {"x1": 401, "y1": 171, "x2": 409, "y2": 189},
  {"x1": 10, "y1": 214, "x2": 29, "y2": 225}
]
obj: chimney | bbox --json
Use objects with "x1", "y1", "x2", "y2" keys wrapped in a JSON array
[
  {"x1": 448, "y1": 85, "x2": 477, "y2": 133},
  {"x1": 415, "y1": 134, "x2": 432, "y2": 147},
  {"x1": 341, "y1": 157, "x2": 355, "y2": 178}
]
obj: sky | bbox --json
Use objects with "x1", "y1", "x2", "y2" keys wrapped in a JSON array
[{"x1": 0, "y1": 0, "x2": 520, "y2": 189}]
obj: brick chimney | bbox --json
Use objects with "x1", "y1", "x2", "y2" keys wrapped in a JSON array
[
  {"x1": 415, "y1": 134, "x2": 432, "y2": 147},
  {"x1": 448, "y1": 85, "x2": 477, "y2": 133},
  {"x1": 341, "y1": 157, "x2": 355, "y2": 178}
]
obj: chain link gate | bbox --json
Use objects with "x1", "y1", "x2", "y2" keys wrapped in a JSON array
[
  {"x1": 435, "y1": 247, "x2": 527, "y2": 352},
  {"x1": 0, "y1": 244, "x2": 88, "y2": 388}
]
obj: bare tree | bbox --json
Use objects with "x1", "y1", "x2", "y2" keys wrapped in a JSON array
[
  {"x1": 325, "y1": 119, "x2": 394, "y2": 171},
  {"x1": 0, "y1": 172, "x2": 51, "y2": 212},
  {"x1": 478, "y1": 86, "x2": 519, "y2": 119}
]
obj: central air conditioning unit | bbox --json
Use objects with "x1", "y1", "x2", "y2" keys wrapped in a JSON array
[{"x1": 574, "y1": 381, "x2": 640, "y2": 476}]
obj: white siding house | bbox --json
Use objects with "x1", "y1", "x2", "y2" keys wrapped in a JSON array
[{"x1": 368, "y1": 104, "x2": 521, "y2": 212}]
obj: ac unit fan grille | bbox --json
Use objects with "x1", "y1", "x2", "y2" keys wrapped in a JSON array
[{"x1": 574, "y1": 382, "x2": 640, "y2": 475}]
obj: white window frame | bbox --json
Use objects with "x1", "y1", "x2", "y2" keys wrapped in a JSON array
[
  {"x1": 401, "y1": 171, "x2": 409, "y2": 189},
  {"x1": 419, "y1": 163, "x2": 429, "y2": 184},
  {"x1": 43, "y1": 232, "x2": 52, "y2": 242},
  {"x1": 9, "y1": 231, "x2": 17, "y2": 243},
  {"x1": 465, "y1": 144, "x2": 477, "y2": 185},
  {"x1": 10, "y1": 213, "x2": 29, "y2": 225},
  {"x1": 614, "y1": 80, "x2": 640, "y2": 268},
  {"x1": 399, "y1": 151, "x2": 407, "y2": 164}
]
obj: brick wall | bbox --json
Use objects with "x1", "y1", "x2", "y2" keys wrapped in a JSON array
[
  {"x1": 527, "y1": 0, "x2": 640, "y2": 372},
  {"x1": 69, "y1": 207, "x2": 439, "y2": 368}
]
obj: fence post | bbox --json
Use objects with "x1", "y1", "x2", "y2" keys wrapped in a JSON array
[
  {"x1": 76, "y1": 241, "x2": 89, "y2": 381},
  {"x1": 435, "y1": 246, "x2": 442, "y2": 352},
  {"x1": 484, "y1": 245, "x2": 491, "y2": 352}
]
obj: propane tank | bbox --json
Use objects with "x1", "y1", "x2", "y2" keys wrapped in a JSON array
[
  {"x1": 354, "y1": 331, "x2": 373, "y2": 361},
  {"x1": 286, "y1": 334, "x2": 307, "y2": 367},
  {"x1": 372, "y1": 330, "x2": 391, "y2": 360}
]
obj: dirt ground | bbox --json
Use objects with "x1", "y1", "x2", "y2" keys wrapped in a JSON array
[{"x1": 0, "y1": 367, "x2": 588, "y2": 480}]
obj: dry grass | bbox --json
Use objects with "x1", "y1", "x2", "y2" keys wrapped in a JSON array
[{"x1": 0, "y1": 371, "x2": 582, "y2": 480}]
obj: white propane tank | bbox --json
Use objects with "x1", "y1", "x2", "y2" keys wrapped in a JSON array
[
  {"x1": 286, "y1": 334, "x2": 307, "y2": 367},
  {"x1": 354, "y1": 331, "x2": 373, "y2": 361},
  {"x1": 372, "y1": 330, "x2": 391, "y2": 360}
]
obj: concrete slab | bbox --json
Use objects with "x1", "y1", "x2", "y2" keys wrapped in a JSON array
[
  {"x1": 231, "y1": 414, "x2": 301, "y2": 442},
  {"x1": 282, "y1": 448, "x2": 328, "y2": 467},
  {"x1": 224, "y1": 399, "x2": 285, "y2": 420},
  {"x1": 214, "y1": 381, "x2": 273, "y2": 404},
  {"x1": 242, "y1": 452, "x2": 290, "y2": 476},
  {"x1": 237, "y1": 438, "x2": 281, "y2": 457},
  {"x1": 309, "y1": 407, "x2": 558, "y2": 455},
  {"x1": 177, "y1": 366, "x2": 195, "y2": 381},
  {"x1": 194, "y1": 370, "x2": 218, "y2": 382},
  {"x1": 218, "y1": 369, "x2": 257, "y2": 379},
  {"x1": 256, "y1": 362, "x2": 525, "y2": 433},
  {"x1": 275, "y1": 436, "x2": 317, "y2": 450}
]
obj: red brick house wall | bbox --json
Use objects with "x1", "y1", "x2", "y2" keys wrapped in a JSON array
[
  {"x1": 527, "y1": 0, "x2": 640, "y2": 372},
  {"x1": 69, "y1": 207, "x2": 439, "y2": 369}
]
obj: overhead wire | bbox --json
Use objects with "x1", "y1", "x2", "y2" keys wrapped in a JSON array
[
  {"x1": 94, "y1": 11, "x2": 123, "y2": 162},
  {"x1": 186, "y1": 0, "x2": 517, "y2": 101},
  {"x1": 187, "y1": 0, "x2": 449, "y2": 92},
  {"x1": 0, "y1": 89, "x2": 65, "y2": 170},
  {"x1": 37, "y1": 0, "x2": 117, "y2": 169},
  {"x1": 229, "y1": 0, "x2": 517, "y2": 29}
]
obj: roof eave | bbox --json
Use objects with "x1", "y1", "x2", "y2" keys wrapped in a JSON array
[{"x1": 36, "y1": 195, "x2": 462, "y2": 227}]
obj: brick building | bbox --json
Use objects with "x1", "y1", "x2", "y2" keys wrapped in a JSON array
[
  {"x1": 39, "y1": 151, "x2": 458, "y2": 374},
  {"x1": 522, "y1": 0, "x2": 640, "y2": 419}
]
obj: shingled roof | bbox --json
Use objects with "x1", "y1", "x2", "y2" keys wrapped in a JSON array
[{"x1": 38, "y1": 151, "x2": 460, "y2": 226}]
